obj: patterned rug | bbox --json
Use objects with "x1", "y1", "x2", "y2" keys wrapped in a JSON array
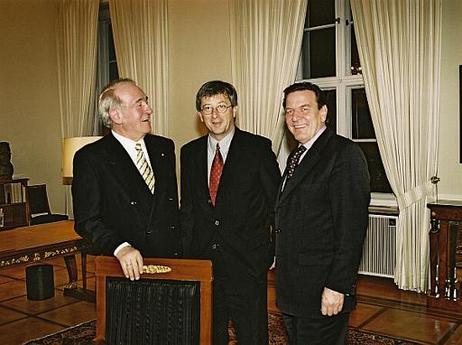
[{"x1": 23, "y1": 313, "x2": 421, "y2": 345}]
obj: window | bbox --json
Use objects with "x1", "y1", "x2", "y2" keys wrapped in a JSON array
[
  {"x1": 98, "y1": 4, "x2": 118, "y2": 82},
  {"x1": 298, "y1": 0, "x2": 392, "y2": 194},
  {"x1": 94, "y1": 3, "x2": 119, "y2": 135}
]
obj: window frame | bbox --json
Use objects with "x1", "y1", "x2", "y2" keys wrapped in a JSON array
[{"x1": 297, "y1": 0, "x2": 395, "y2": 206}]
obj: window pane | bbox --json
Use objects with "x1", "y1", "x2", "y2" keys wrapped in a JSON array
[
  {"x1": 350, "y1": 25, "x2": 361, "y2": 75},
  {"x1": 352, "y1": 88, "x2": 375, "y2": 139},
  {"x1": 108, "y1": 26, "x2": 119, "y2": 80},
  {"x1": 301, "y1": 29, "x2": 336, "y2": 79},
  {"x1": 109, "y1": 63, "x2": 119, "y2": 81},
  {"x1": 306, "y1": 0, "x2": 335, "y2": 28},
  {"x1": 108, "y1": 26, "x2": 116, "y2": 61},
  {"x1": 357, "y1": 142, "x2": 392, "y2": 193},
  {"x1": 324, "y1": 89, "x2": 337, "y2": 133}
]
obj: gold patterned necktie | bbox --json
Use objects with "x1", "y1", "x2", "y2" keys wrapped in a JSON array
[
  {"x1": 209, "y1": 143, "x2": 224, "y2": 206},
  {"x1": 135, "y1": 143, "x2": 155, "y2": 193}
]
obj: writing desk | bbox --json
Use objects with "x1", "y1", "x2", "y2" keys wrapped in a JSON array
[{"x1": 0, "y1": 220, "x2": 90, "y2": 299}]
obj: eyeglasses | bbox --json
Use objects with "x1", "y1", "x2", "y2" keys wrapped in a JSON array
[{"x1": 200, "y1": 104, "x2": 232, "y2": 116}]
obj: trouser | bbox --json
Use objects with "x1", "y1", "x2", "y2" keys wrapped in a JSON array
[
  {"x1": 211, "y1": 248, "x2": 268, "y2": 345},
  {"x1": 282, "y1": 312, "x2": 349, "y2": 345}
]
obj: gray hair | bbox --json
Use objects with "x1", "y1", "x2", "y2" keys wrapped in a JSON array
[{"x1": 98, "y1": 78, "x2": 136, "y2": 128}]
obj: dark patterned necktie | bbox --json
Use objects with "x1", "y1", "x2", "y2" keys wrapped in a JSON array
[
  {"x1": 209, "y1": 143, "x2": 223, "y2": 206},
  {"x1": 286, "y1": 145, "x2": 307, "y2": 179}
]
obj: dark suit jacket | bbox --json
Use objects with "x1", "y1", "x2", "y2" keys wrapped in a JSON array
[
  {"x1": 275, "y1": 128, "x2": 370, "y2": 317},
  {"x1": 72, "y1": 133, "x2": 179, "y2": 257},
  {"x1": 180, "y1": 128, "x2": 281, "y2": 285}
]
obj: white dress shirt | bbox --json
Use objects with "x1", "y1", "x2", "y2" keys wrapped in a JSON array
[
  {"x1": 112, "y1": 130, "x2": 153, "y2": 170},
  {"x1": 207, "y1": 128, "x2": 235, "y2": 185}
]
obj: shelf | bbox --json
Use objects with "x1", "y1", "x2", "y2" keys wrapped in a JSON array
[
  {"x1": 0, "y1": 202, "x2": 26, "y2": 207},
  {"x1": 0, "y1": 179, "x2": 29, "y2": 230}
]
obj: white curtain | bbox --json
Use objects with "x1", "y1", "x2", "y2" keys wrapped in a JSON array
[
  {"x1": 350, "y1": 0, "x2": 442, "y2": 291},
  {"x1": 56, "y1": 0, "x2": 99, "y2": 215},
  {"x1": 229, "y1": 0, "x2": 307, "y2": 153},
  {"x1": 57, "y1": 0, "x2": 99, "y2": 138},
  {"x1": 109, "y1": 0, "x2": 169, "y2": 136}
]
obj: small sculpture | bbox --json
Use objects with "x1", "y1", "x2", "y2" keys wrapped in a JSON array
[{"x1": 0, "y1": 142, "x2": 14, "y2": 181}]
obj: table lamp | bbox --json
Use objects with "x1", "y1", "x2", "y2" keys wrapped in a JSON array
[{"x1": 62, "y1": 136, "x2": 102, "y2": 185}]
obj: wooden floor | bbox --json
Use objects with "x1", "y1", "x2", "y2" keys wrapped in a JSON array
[{"x1": 0, "y1": 256, "x2": 461, "y2": 344}]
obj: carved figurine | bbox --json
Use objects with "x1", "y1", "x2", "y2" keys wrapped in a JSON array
[{"x1": 0, "y1": 142, "x2": 14, "y2": 181}]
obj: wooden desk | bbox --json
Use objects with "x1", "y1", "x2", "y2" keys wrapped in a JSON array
[
  {"x1": 427, "y1": 200, "x2": 462, "y2": 313},
  {"x1": 267, "y1": 269, "x2": 278, "y2": 313},
  {"x1": 0, "y1": 220, "x2": 90, "y2": 300}
]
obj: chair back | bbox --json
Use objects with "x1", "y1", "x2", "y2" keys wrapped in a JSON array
[
  {"x1": 27, "y1": 184, "x2": 51, "y2": 215},
  {"x1": 94, "y1": 256, "x2": 213, "y2": 345}
]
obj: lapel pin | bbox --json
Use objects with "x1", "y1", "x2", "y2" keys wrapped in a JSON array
[{"x1": 161, "y1": 153, "x2": 165, "y2": 157}]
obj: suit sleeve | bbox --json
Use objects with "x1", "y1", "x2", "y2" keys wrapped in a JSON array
[
  {"x1": 325, "y1": 143, "x2": 370, "y2": 295},
  {"x1": 179, "y1": 146, "x2": 194, "y2": 257},
  {"x1": 72, "y1": 148, "x2": 122, "y2": 255},
  {"x1": 258, "y1": 139, "x2": 282, "y2": 256}
]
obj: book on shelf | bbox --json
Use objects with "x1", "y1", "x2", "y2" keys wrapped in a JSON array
[{"x1": 2, "y1": 181, "x2": 25, "y2": 204}]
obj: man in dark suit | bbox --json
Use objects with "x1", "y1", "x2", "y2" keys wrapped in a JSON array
[
  {"x1": 72, "y1": 78, "x2": 179, "y2": 281},
  {"x1": 275, "y1": 82, "x2": 370, "y2": 345},
  {"x1": 180, "y1": 80, "x2": 281, "y2": 345}
]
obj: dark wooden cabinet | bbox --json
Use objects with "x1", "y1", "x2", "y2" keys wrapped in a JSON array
[
  {"x1": 0, "y1": 178, "x2": 29, "y2": 230},
  {"x1": 427, "y1": 200, "x2": 462, "y2": 313}
]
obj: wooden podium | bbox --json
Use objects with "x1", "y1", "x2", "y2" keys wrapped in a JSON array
[
  {"x1": 94, "y1": 256, "x2": 213, "y2": 345},
  {"x1": 427, "y1": 200, "x2": 462, "y2": 313}
]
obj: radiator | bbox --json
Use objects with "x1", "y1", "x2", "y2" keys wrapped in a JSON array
[{"x1": 358, "y1": 214, "x2": 398, "y2": 278}]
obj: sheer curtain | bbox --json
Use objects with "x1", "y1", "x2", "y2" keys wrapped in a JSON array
[
  {"x1": 56, "y1": 0, "x2": 99, "y2": 215},
  {"x1": 350, "y1": 0, "x2": 442, "y2": 291},
  {"x1": 229, "y1": 0, "x2": 307, "y2": 153},
  {"x1": 57, "y1": 0, "x2": 99, "y2": 138},
  {"x1": 109, "y1": 0, "x2": 169, "y2": 136}
]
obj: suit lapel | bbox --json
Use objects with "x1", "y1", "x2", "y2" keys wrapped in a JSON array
[
  {"x1": 102, "y1": 134, "x2": 147, "y2": 196},
  {"x1": 214, "y1": 128, "x2": 242, "y2": 206},
  {"x1": 102, "y1": 134, "x2": 157, "y2": 204},
  {"x1": 197, "y1": 136, "x2": 210, "y2": 201},
  {"x1": 278, "y1": 129, "x2": 333, "y2": 203},
  {"x1": 188, "y1": 136, "x2": 210, "y2": 204},
  {"x1": 145, "y1": 136, "x2": 163, "y2": 195},
  {"x1": 144, "y1": 136, "x2": 167, "y2": 223}
]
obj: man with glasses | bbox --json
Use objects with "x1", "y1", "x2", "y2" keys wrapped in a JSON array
[
  {"x1": 72, "y1": 78, "x2": 179, "y2": 280},
  {"x1": 180, "y1": 80, "x2": 280, "y2": 345},
  {"x1": 274, "y1": 81, "x2": 370, "y2": 345}
]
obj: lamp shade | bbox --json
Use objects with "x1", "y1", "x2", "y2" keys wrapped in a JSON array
[{"x1": 62, "y1": 136, "x2": 102, "y2": 184}]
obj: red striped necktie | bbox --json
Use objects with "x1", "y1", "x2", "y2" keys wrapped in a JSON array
[{"x1": 209, "y1": 143, "x2": 223, "y2": 206}]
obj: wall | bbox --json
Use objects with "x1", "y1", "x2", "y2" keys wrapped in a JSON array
[
  {"x1": 170, "y1": 0, "x2": 462, "y2": 200},
  {"x1": 168, "y1": 0, "x2": 232, "y2": 150},
  {"x1": 0, "y1": 0, "x2": 65, "y2": 213},
  {"x1": 438, "y1": 0, "x2": 462, "y2": 200},
  {"x1": 0, "y1": 0, "x2": 460, "y2": 215}
]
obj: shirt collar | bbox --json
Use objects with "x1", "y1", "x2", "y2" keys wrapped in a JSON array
[
  {"x1": 208, "y1": 127, "x2": 235, "y2": 158},
  {"x1": 112, "y1": 130, "x2": 146, "y2": 151},
  {"x1": 300, "y1": 125, "x2": 327, "y2": 151}
]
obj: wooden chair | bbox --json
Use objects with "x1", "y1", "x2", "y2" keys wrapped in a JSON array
[
  {"x1": 94, "y1": 256, "x2": 213, "y2": 345},
  {"x1": 26, "y1": 184, "x2": 68, "y2": 225}
]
